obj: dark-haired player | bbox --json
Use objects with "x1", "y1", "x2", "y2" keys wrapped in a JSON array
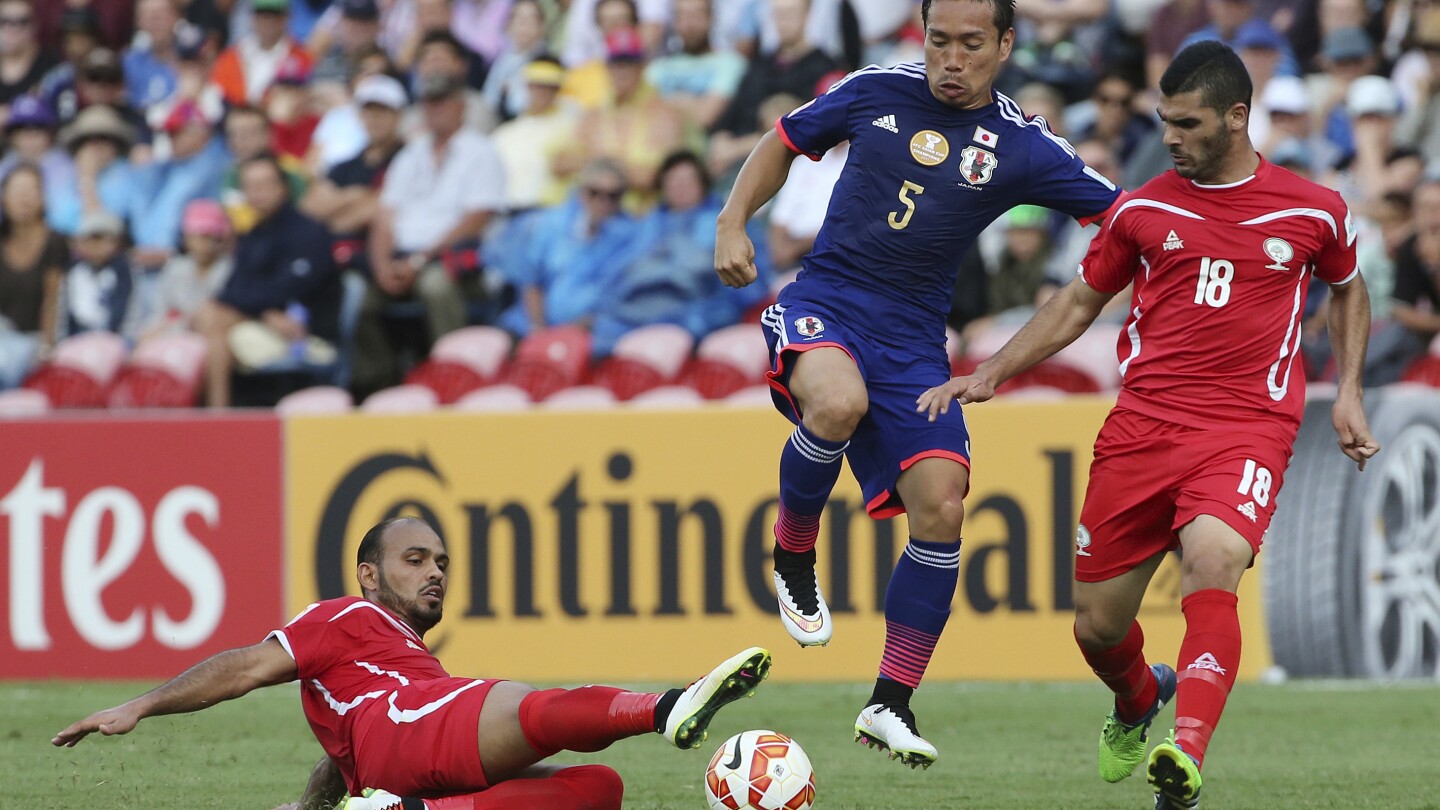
[
  {"x1": 920, "y1": 42, "x2": 1379, "y2": 808},
  {"x1": 54, "y1": 517, "x2": 771, "y2": 810},
  {"x1": 715, "y1": 0, "x2": 1120, "y2": 768}
]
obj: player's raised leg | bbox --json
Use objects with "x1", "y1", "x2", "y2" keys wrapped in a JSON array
[
  {"x1": 772, "y1": 345, "x2": 868, "y2": 647},
  {"x1": 1074, "y1": 554, "x2": 1176, "y2": 783},
  {"x1": 854, "y1": 457, "x2": 966, "y2": 768},
  {"x1": 1148, "y1": 515, "x2": 1253, "y2": 808}
]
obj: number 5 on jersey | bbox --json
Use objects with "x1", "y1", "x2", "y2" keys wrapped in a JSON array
[
  {"x1": 1194, "y1": 257, "x2": 1234, "y2": 308},
  {"x1": 888, "y1": 180, "x2": 925, "y2": 230}
]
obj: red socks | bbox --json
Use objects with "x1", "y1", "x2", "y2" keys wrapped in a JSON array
[
  {"x1": 1174, "y1": 589, "x2": 1241, "y2": 767},
  {"x1": 421, "y1": 765, "x2": 623, "y2": 810},
  {"x1": 517, "y1": 686, "x2": 660, "y2": 757},
  {"x1": 1076, "y1": 621, "x2": 1158, "y2": 725}
]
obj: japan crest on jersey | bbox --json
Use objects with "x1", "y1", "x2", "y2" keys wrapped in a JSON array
[
  {"x1": 794, "y1": 316, "x2": 825, "y2": 338},
  {"x1": 959, "y1": 146, "x2": 997, "y2": 185}
]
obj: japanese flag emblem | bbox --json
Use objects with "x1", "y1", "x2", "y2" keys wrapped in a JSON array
[
  {"x1": 795, "y1": 316, "x2": 825, "y2": 338},
  {"x1": 959, "y1": 146, "x2": 997, "y2": 185}
]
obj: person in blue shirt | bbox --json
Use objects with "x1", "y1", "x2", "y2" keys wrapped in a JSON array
[
  {"x1": 715, "y1": 0, "x2": 1120, "y2": 767},
  {"x1": 129, "y1": 102, "x2": 229, "y2": 266}
]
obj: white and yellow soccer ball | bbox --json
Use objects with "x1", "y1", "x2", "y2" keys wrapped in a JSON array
[{"x1": 704, "y1": 730, "x2": 816, "y2": 810}]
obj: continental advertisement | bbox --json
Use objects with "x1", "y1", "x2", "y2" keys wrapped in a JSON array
[{"x1": 283, "y1": 400, "x2": 1273, "y2": 684}]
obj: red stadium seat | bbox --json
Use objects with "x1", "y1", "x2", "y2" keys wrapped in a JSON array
[
  {"x1": 106, "y1": 366, "x2": 196, "y2": 408},
  {"x1": 431, "y1": 326, "x2": 513, "y2": 381},
  {"x1": 592, "y1": 356, "x2": 666, "y2": 400},
  {"x1": 1004, "y1": 361, "x2": 1103, "y2": 395},
  {"x1": 613, "y1": 324, "x2": 694, "y2": 379},
  {"x1": 724, "y1": 385, "x2": 775, "y2": 407},
  {"x1": 26, "y1": 332, "x2": 129, "y2": 408},
  {"x1": 130, "y1": 332, "x2": 206, "y2": 388},
  {"x1": 502, "y1": 326, "x2": 592, "y2": 401},
  {"x1": 540, "y1": 385, "x2": 617, "y2": 410},
  {"x1": 1054, "y1": 323, "x2": 1122, "y2": 390},
  {"x1": 276, "y1": 386, "x2": 354, "y2": 415},
  {"x1": 361, "y1": 384, "x2": 440, "y2": 413},
  {"x1": 405, "y1": 359, "x2": 487, "y2": 404},
  {"x1": 0, "y1": 388, "x2": 51, "y2": 417},
  {"x1": 23, "y1": 364, "x2": 107, "y2": 408},
  {"x1": 683, "y1": 358, "x2": 752, "y2": 400},
  {"x1": 628, "y1": 384, "x2": 705, "y2": 409},
  {"x1": 453, "y1": 383, "x2": 532, "y2": 411},
  {"x1": 685, "y1": 324, "x2": 769, "y2": 399},
  {"x1": 1401, "y1": 356, "x2": 1440, "y2": 387}
]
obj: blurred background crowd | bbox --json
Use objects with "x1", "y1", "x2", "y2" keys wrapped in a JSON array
[{"x1": 0, "y1": 0, "x2": 1438, "y2": 412}]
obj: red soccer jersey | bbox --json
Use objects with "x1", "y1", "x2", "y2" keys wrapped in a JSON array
[
  {"x1": 1078, "y1": 158, "x2": 1358, "y2": 433},
  {"x1": 268, "y1": 597, "x2": 473, "y2": 789}
]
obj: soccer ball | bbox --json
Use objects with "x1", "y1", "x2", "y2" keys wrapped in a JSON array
[{"x1": 704, "y1": 729, "x2": 817, "y2": 810}]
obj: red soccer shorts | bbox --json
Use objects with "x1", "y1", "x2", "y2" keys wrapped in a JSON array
[
  {"x1": 350, "y1": 677, "x2": 501, "y2": 798},
  {"x1": 1075, "y1": 408, "x2": 1295, "y2": 582}
]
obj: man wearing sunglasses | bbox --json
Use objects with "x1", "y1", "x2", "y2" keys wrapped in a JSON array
[{"x1": 0, "y1": 0, "x2": 56, "y2": 111}]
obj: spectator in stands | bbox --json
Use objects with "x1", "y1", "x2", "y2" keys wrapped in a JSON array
[
  {"x1": 33, "y1": 0, "x2": 134, "y2": 55},
  {"x1": 1310, "y1": 27, "x2": 1380, "y2": 162},
  {"x1": 555, "y1": 28, "x2": 684, "y2": 208},
  {"x1": 765, "y1": 92, "x2": 842, "y2": 275},
  {"x1": 1324, "y1": 75, "x2": 1402, "y2": 208},
  {"x1": 1072, "y1": 72, "x2": 1153, "y2": 163},
  {"x1": 0, "y1": 0, "x2": 57, "y2": 111},
  {"x1": 1253, "y1": 75, "x2": 1338, "y2": 174},
  {"x1": 498, "y1": 157, "x2": 636, "y2": 338},
  {"x1": 401, "y1": 31, "x2": 496, "y2": 135},
  {"x1": 1001, "y1": 9, "x2": 1095, "y2": 103},
  {"x1": 592, "y1": 150, "x2": 748, "y2": 354},
  {"x1": 1385, "y1": 178, "x2": 1440, "y2": 381},
  {"x1": 1145, "y1": 0, "x2": 1211, "y2": 91},
  {"x1": 1291, "y1": 0, "x2": 1381, "y2": 73},
  {"x1": 197, "y1": 154, "x2": 340, "y2": 408},
  {"x1": 36, "y1": 7, "x2": 103, "y2": 122},
  {"x1": 130, "y1": 100, "x2": 228, "y2": 267},
  {"x1": 62, "y1": 49, "x2": 152, "y2": 152},
  {"x1": 211, "y1": 0, "x2": 312, "y2": 106},
  {"x1": 709, "y1": 0, "x2": 836, "y2": 179},
  {"x1": 141, "y1": 199, "x2": 233, "y2": 340},
  {"x1": 221, "y1": 104, "x2": 308, "y2": 233},
  {"x1": 0, "y1": 164, "x2": 68, "y2": 388},
  {"x1": 301, "y1": 74, "x2": 407, "y2": 275},
  {"x1": 1396, "y1": 13, "x2": 1440, "y2": 166},
  {"x1": 491, "y1": 57, "x2": 576, "y2": 214},
  {"x1": 1178, "y1": 0, "x2": 1300, "y2": 76},
  {"x1": 265, "y1": 54, "x2": 320, "y2": 161},
  {"x1": 308, "y1": 45, "x2": 398, "y2": 173},
  {"x1": 563, "y1": 0, "x2": 668, "y2": 71},
  {"x1": 61, "y1": 210, "x2": 141, "y2": 341},
  {"x1": 1233, "y1": 20, "x2": 1289, "y2": 145},
  {"x1": 481, "y1": 0, "x2": 550, "y2": 122},
  {"x1": 310, "y1": 0, "x2": 384, "y2": 88},
  {"x1": 398, "y1": 0, "x2": 489, "y2": 89},
  {"x1": 1013, "y1": 82, "x2": 1067, "y2": 135},
  {"x1": 560, "y1": 0, "x2": 645, "y2": 109},
  {"x1": 646, "y1": 0, "x2": 746, "y2": 132},
  {"x1": 143, "y1": 21, "x2": 225, "y2": 152},
  {"x1": 122, "y1": 0, "x2": 181, "y2": 111},
  {"x1": 0, "y1": 96, "x2": 75, "y2": 213},
  {"x1": 50, "y1": 105, "x2": 141, "y2": 236},
  {"x1": 358, "y1": 73, "x2": 505, "y2": 396},
  {"x1": 987, "y1": 204, "x2": 1059, "y2": 318}
]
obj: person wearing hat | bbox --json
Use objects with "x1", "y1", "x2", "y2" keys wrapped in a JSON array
[
  {"x1": 129, "y1": 98, "x2": 228, "y2": 267},
  {"x1": 558, "y1": 0, "x2": 647, "y2": 110},
  {"x1": 60, "y1": 209, "x2": 141, "y2": 341},
  {"x1": 210, "y1": 0, "x2": 313, "y2": 105},
  {"x1": 141, "y1": 199, "x2": 233, "y2": 341},
  {"x1": 491, "y1": 57, "x2": 579, "y2": 212},
  {"x1": 301, "y1": 74, "x2": 406, "y2": 274},
  {"x1": 266, "y1": 53, "x2": 320, "y2": 161},
  {"x1": 0, "y1": 95, "x2": 75, "y2": 213},
  {"x1": 481, "y1": 0, "x2": 550, "y2": 122},
  {"x1": 0, "y1": 0, "x2": 58, "y2": 108},
  {"x1": 1326, "y1": 74, "x2": 1405, "y2": 208},
  {"x1": 1176, "y1": 0, "x2": 1301, "y2": 78},
  {"x1": 309, "y1": 0, "x2": 384, "y2": 88},
  {"x1": 121, "y1": 0, "x2": 182, "y2": 110},
  {"x1": 361, "y1": 69, "x2": 505, "y2": 396},
  {"x1": 49, "y1": 104, "x2": 143, "y2": 237},
  {"x1": 1396, "y1": 11, "x2": 1440, "y2": 165},
  {"x1": 140, "y1": 22, "x2": 226, "y2": 151},
  {"x1": 62, "y1": 48, "x2": 154, "y2": 152},
  {"x1": 1311, "y1": 26, "x2": 1379, "y2": 158}
]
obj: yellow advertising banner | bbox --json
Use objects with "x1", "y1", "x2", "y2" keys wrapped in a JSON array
[{"x1": 283, "y1": 400, "x2": 1270, "y2": 683}]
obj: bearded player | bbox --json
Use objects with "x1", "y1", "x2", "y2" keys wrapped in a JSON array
[
  {"x1": 920, "y1": 41, "x2": 1379, "y2": 808},
  {"x1": 715, "y1": 0, "x2": 1120, "y2": 768}
]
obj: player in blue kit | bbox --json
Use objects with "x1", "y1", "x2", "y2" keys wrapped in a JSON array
[{"x1": 714, "y1": 0, "x2": 1121, "y2": 767}]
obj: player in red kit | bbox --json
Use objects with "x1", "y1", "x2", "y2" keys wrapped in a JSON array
[
  {"x1": 918, "y1": 42, "x2": 1380, "y2": 808},
  {"x1": 53, "y1": 517, "x2": 772, "y2": 810}
]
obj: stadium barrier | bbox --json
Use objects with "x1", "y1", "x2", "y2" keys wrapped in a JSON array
[{"x1": 51, "y1": 395, "x2": 1440, "y2": 682}]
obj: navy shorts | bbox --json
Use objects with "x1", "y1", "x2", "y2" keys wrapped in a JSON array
[{"x1": 760, "y1": 299, "x2": 971, "y2": 518}]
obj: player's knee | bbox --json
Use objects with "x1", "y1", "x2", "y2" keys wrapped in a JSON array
[
  {"x1": 1179, "y1": 551, "x2": 1246, "y2": 593},
  {"x1": 563, "y1": 764, "x2": 624, "y2": 810},
  {"x1": 1073, "y1": 607, "x2": 1128, "y2": 650},
  {"x1": 802, "y1": 389, "x2": 867, "y2": 440}
]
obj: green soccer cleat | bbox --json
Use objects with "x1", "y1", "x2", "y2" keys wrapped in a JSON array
[
  {"x1": 662, "y1": 646, "x2": 772, "y2": 749},
  {"x1": 1098, "y1": 663, "x2": 1177, "y2": 783},
  {"x1": 1148, "y1": 731, "x2": 1202, "y2": 809}
]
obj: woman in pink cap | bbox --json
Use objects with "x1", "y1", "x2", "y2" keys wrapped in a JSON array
[{"x1": 140, "y1": 199, "x2": 233, "y2": 339}]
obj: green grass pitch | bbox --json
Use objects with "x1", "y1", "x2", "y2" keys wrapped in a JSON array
[{"x1": 13, "y1": 680, "x2": 1440, "y2": 809}]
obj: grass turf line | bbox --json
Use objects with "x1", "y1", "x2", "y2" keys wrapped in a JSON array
[{"x1": 14, "y1": 680, "x2": 1440, "y2": 809}]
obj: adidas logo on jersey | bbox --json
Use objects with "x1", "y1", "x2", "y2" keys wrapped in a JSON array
[
  {"x1": 1188, "y1": 652, "x2": 1227, "y2": 675},
  {"x1": 1163, "y1": 230, "x2": 1184, "y2": 251},
  {"x1": 1237, "y1": 501, "x2": 1258, "y2": 523},
  {"x1": 872, "y1": 114, "x2": 899, "y2": 133}
]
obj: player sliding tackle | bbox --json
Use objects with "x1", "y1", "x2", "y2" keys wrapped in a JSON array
[
  {"x1": 919, "y1": 42, "x2": 1379, "y2": 809},
  {"x1": 54, "y1": 517, "x2": 771, "y2": 810},
  {"x1": 715, "y1": 0, "x2": 1119, "y2": 769}
]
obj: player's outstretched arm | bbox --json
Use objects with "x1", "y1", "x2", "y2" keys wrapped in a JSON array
[
  {"x1": 51, "y1": 638, "x2": 298, "y2": 748},
  {"x1": 917, "y1": 278, "x2": 1112, "y2": 420},
  {"x1": 715, "y1": 129, "x2": 799, "y2": 288},
  {"x1": 1326, "y1": 276, "x2": 1381, "y2": 470}
]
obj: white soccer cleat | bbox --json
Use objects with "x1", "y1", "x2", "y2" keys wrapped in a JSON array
[
  {"x1": 854, "y1": 703, "x2": 939, "y2": 769},
  {"x1": 773, "y1": 548, "x2": 832, "y2": 647},
  {"x1": 337, "y1": 788, "x2": 405, "y2": 810},
  {"x1": 663, "y1": 646, "x2": 772, "y2": 750}
]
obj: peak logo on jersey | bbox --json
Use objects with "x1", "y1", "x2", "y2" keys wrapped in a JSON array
[
  {"x1": 1237, "y1": 500, "x2": 1258, "y2": 522},
  {"x1": 958, "y1": 146, "x2": 996, "y2": 185},
  {"x1": 794, "y1": 316, "x2": 825, "y2": 338},
  {"x1": 1163, "y1": 230, "x2": 1184, "y2": 251},
  {"x1": 909, "y1": 130, "x2": 949, "y2": 166},
  {"x1": 1262, "y1": 237, "x2": 1294, "y2": 271},
  {"x1": 972, "y1": 125, "x2": 998, "y2": 147},
  {"x1": 1188, "y1": 652, "x2": 1227, "y2": 675},
  {"x1": 1075, "y1": 523, "x2": 1092, "y2": 557},
  {"x1": 872, "y1": 114, "x2": 899, "y2": 133}
]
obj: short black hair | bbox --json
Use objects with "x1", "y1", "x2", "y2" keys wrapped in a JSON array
[
  {"x1": 418, "y1": 30, "x2": 466, "y2": 61},
  {"x1": 595, "y1": 0, "x2": 638, "y2": 24},
  {"x1": 357, "y1": 516, "x2": 432, "y2": 568},
  {"x1": 922, "y1": 0, "x2": 1016, "y2": 38},
  {"x1": 655, "y1": 149, "x2": 710, "y2": 195},
  {"x1": 1160, "y1": 41, "x2": 1252, "y2": 114},
  {"x1": 238, "y1": 152, "x2": 289, "y2": 195}
]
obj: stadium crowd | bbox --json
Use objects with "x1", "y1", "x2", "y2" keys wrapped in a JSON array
[{"x1": 0, "y1": 0, "x2": 1438, "y2": 411}]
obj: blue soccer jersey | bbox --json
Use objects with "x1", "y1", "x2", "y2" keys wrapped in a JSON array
[{"x1": 776, "y1": 62, "x2": 1121, "y2": 329}]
